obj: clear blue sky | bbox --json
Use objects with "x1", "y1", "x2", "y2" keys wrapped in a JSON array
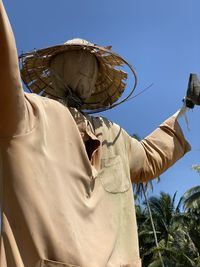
[{"x1": 5, "y1": 0, "x2": 200, "y2": 201}]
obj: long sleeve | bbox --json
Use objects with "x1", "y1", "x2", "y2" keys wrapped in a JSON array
[
  {"x1": 127, "y1": 114, "x2": 191, "y2": 183},
  {"x1": 0, "y1": 1, "x2": 26, "y2": 137}
]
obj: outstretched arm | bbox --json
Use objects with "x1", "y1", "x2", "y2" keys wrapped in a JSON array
[
  {"x1": 126, "y1": 114, "x2": 191, "y2": 183},
  {"x1": 0, "y1": 1, "x2": 25, "y2": 136}
]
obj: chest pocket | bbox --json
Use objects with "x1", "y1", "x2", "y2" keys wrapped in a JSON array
[{"x1": 99, "y1": 155, "x2": 130, "y2": 193}]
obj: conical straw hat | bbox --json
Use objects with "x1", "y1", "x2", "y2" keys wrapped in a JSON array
[{"x1": 20, "y1": 38, "x2": 137, "y2": 113}]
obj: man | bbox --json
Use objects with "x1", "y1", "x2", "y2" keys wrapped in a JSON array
[{"x1": 0, "y1": 1, "x2": 199, "y2": 267}]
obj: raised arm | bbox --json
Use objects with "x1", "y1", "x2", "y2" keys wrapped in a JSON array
[{"x1": 0, "y1": 1, "x2": 25, "y2": 136}]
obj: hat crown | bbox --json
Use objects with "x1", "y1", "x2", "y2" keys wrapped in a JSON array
[{"x1": 64, "y1": 38, "x2": 94, "y2": 46}]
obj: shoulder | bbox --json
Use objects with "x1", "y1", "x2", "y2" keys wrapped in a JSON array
[
  {"x1": 24, "y1": 93, "x2": 74, "y2": 127},
  {"x1": 24, "y1": 92, "x2": 62, "y2": 106},
  {"x1": 89, "y1": 115, "x2": 131, "y2": 142},
  {"x1": 87, "y1": 115, "x2": 118, "y2": 132},
  {"x1": 24, "y1": 93, "x2": 69, "y2": 113}
]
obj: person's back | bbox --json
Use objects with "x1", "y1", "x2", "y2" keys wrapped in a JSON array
[{"x1": 1, "y1": 92, "x2": 143, "y2": 267}]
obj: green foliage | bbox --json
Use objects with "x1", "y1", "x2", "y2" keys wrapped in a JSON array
[
  {"x1": 181, "y1": 186, "x2": 200, "y2": 210},
  {"x1": 192, "y1": 164, "x2": 200, "y2": 174},
  {"x1": 136, "y1": 191, "x2": 200, "y2": 266},
  {"x1": 133, "y1": 134, "x2": 200, "y2": 266}
]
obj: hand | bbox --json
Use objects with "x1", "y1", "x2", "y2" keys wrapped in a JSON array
[{"x1": 185, "y1": 73, "x2": 200, "y2": 108}]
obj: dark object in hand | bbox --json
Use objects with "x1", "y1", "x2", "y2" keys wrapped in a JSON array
[{"x1": 186, "y1": 73, "x2": 200, "y2": 108}]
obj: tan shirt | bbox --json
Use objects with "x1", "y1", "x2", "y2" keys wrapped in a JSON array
[{"x1": 0, "y1": 93, "x2": 190, "y2": 267}]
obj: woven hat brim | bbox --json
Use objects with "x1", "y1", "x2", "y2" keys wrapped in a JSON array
[{"x1": 20, "y1": 43, "x2": 136, "y2": 111}]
